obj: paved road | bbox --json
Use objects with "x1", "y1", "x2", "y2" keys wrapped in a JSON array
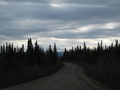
[{"x1": 3, "y1": 63, "x2": 110, "y2": 90}]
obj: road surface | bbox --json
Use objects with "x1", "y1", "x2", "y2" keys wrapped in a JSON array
[{"x1": 2, "y1": 63, "x2": 110, "y2": 90}]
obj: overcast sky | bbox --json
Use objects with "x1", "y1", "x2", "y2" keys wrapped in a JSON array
[{"x1": 0, "y1": 0, "x2": 120, "y2": 51}]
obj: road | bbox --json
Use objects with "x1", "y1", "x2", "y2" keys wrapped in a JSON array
[{"x1": 2, "y1": 63, "x2": 110, "y2": 90}]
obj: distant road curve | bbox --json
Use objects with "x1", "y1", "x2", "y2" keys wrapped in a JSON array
[{"x1": 3, "y1": 63, "x2": 110, "y2": 90}]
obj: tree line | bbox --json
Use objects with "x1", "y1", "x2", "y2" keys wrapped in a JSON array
[
  {"x1": 0, "y1": 38, "x2": 58, "y2": 74},
  {"x1": 61, "y1": 40, "x2": 120, "y2": 90},
  {"x1": 61, "y1": 40, "x2": 120, "y2": 64}
]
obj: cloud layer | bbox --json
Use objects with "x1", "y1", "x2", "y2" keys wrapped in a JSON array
[{"x1": 0, "y1": 0, "x2": 120, "y2": 50}]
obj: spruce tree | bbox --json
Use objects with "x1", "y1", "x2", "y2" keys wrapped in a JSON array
[
  {"x1": 34, "y1": 40, "x2": 40, "y2": 65},
  {"x1": 53, "y1": 43, "x2": 58, "y2": 64},
  {"x1": 27, "y1": 38, "x2": 34, "y2": 66}
]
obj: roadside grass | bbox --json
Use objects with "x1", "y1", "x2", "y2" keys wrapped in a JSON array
[
  {"x1": 67, "y1": 60, "x2": 120, "y2": 90},
  {"x1": 81, "y1": 62, "x2": 120, "y2": 90},
  {"x1": 85, "y1": 62, "x2": 120, "y2": 90},
  {"x1": 0, "y1": 62, "x2": 64, "y2": 89}
]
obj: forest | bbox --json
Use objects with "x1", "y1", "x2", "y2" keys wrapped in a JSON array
[
  {"x1": 61, "y1": 40, "x2": 120, "y2": 90},
  {"x1": 0, "y1": 38, "x2": 63, "y2": 89},
  {"x1": 0, "y1": 39, "x2": 120, "y2": 90}
]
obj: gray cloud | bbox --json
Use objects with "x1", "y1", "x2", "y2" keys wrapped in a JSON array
[{"x1": 0, "y1": 0, "x2": 120, "y2": 49}]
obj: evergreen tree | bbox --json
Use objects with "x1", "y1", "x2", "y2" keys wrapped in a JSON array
[
  {"x1": 27, "y1": 38, "x2": 34, "y2": 66},
  {"x1": 100, "y1": 40, "x2": 103, "y2": 51},
  {"x1": 53, "y1": 43, "x2": 58, "y2": 64},
  {"x1": 48, "y1": 45, "x2": 53, "y2": 64},
  {"x1": 34, "y1": 40, "x2": 40, "y2": 65}
]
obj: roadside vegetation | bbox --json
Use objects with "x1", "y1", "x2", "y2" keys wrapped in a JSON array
[
  {"x1": 0, "y1": 38, "x2": 63, "y2": 89},
  {"x1": 61, "y1": 40, "x2": 120, "y2": 90}
]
